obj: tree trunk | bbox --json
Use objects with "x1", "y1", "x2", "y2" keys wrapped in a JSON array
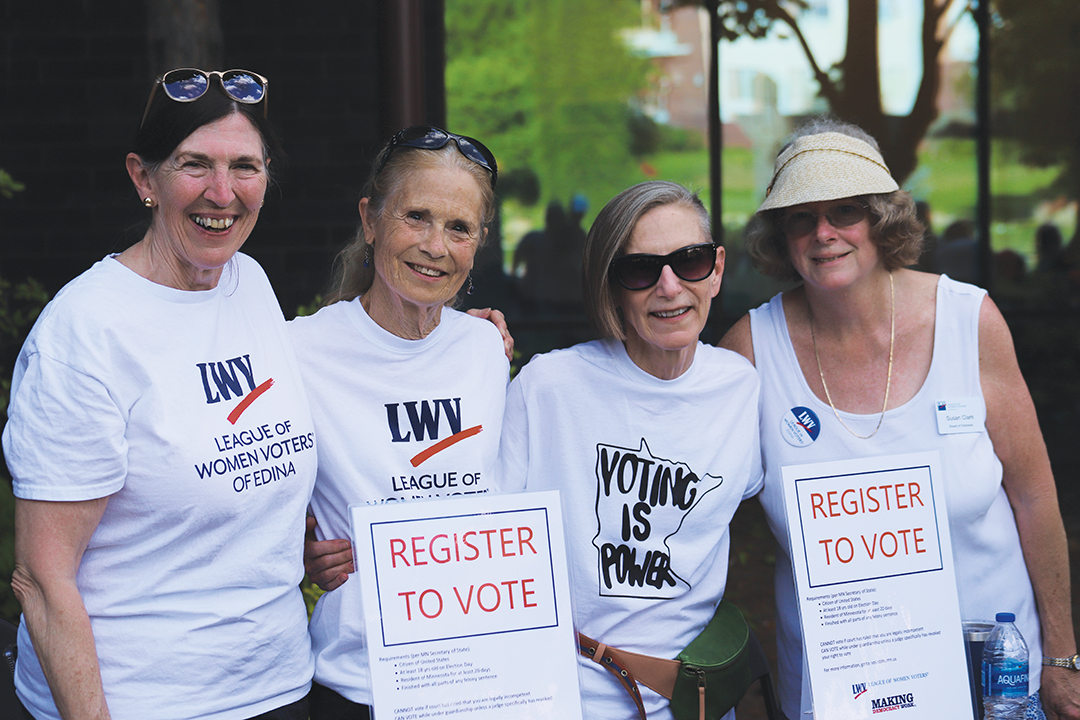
[
  {"x1": 813, "y1": 0, "x2": 950, "y2": 184},
  {"x1": 887, "y1": 0, "x2": 947, "y2": 184},
  {"x1": 834, "y1": 0, "x2": 885, "y2": 140}
]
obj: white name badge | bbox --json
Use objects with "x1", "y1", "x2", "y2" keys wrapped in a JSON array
[{"x1": 934, "y1": 398, "x2": 985, "y2": 434}]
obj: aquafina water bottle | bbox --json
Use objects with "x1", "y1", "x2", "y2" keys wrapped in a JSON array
[{"x1": 981, "y1": 612, "x2": 1028, "y2": 719}]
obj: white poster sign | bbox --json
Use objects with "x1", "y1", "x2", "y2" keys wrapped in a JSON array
[
  {"x1": 781, "y1": 451, "x2": 972, "y2": 718},
  {"x1": 350, "y1": 490, "x2": 583, "y2": 720}
]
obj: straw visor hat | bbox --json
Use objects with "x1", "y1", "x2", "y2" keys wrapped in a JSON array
[{"x1": 757, "y1": 131, "x2": 899, "y2": 213}]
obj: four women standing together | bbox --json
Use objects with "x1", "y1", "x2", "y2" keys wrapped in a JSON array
[{"x1": 4, "y1": 67, "x2": 1077, "y2": 720}]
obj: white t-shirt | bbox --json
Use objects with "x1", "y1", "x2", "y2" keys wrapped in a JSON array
[
  {"x1": 4, "y1": 254, "x2": 317, "y2": 720},
  {"x1": 750, "y1": 276, "x2": 1041, "y2": 718},
  {"x1": 498, "y1": 339, "x2": 764, "y2": 720},
  {"x1": 289, "y1": 298, "x2": 509, "y2": 705}
]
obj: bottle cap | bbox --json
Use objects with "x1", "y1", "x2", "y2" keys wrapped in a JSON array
[{"x1": 996, "y1": 612, "x2": 1016, "y2": 623}]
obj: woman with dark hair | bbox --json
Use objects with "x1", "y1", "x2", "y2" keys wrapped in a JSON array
[
  {"x1": 289, "y1": 126, "x2": 508, "y2": 720},
  {"x1": 722, "y1": 118, "x2": 1078, "y2": 719},
  {"x1": 496, "y1": 181, "x2": 763, "y2": 719},
  {"x1": 6, "y1": 69, "x2": 315, "y2": 720}
]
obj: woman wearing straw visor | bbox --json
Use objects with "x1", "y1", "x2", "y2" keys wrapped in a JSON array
[
  {"x1": 6, "y1": 69, "x2": 316, "y2": 720},
  {"x1": 290, "y1": 125, "x2": 509, "y2": 719},
  {"x1": 721, "y1": 118, "x2": 1079, "y2": 719},
  {"x1": 498, "y1": 180, "x2": 763, "y2": 719}
]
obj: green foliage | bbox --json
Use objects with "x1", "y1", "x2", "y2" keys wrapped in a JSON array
[
  {"x1": 993, "y1": 0, "x2": 1080, "y2": 198},
  {"x1": 627, "y1": 109, "x2": 663, "y2": 156},
  {"x1": 293, "y1": 295, "x2": 323, "y2": 319},
  {"x1": 0, "y1": 278, "x2": 48, "y2": 421},
  {"x1": 627, "y1": 110, "x2": 705, "y2": 156},
  {"x1": 0, "y1": 169, "x2": 25, "y2": 199},
  {"x1": 302, "y1": 578, "x2": 324, "y2": 618},
  {"x1": 446, "y1": 0, "x2": 651, "y2": 210}
]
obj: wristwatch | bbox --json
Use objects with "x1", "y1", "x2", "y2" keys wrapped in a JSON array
[{"x1": 1042, "y1": 654, "x2": 1080, "y2": 670}]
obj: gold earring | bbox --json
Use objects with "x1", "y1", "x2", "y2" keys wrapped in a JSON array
[{"x1": 143, "y1": 197, "x2": 155, "y2": 208}]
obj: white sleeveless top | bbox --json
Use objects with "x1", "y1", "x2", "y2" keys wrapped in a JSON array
[{"x1": 750, "y1": 275, "x2": 1040, "y2": 718}]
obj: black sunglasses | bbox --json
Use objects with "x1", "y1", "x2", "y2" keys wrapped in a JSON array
[
  {"x1": 140, "y1": 68, "x2": 268, "y2": 129},
  {"x1": 610, "y1": 242, "x2": 719, "y2": 291},
  {"x1": 782, "y1": 202, "x2": 868, "y2": 238},
  {"x1": 374, "y1": 125, "x2": 498, "y2": 187}
]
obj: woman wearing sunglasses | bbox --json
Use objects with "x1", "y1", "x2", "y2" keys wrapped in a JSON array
[
  {"x1": 721, "y1": 118, "x2": 1077, "y2": 719},
  {"x1": 5, "y1": 69, "x2": 317, "y2": 720},
  {"x1": 495, "y1": 181, "x2": 763, "y2": 719},
  {"x1": 289, "y1": 126, "x2": 509, "y2": 720}
]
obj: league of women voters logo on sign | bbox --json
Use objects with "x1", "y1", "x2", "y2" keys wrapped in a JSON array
[{"x1": 592, "y1": 438, "x2": 723, "y2": 599}]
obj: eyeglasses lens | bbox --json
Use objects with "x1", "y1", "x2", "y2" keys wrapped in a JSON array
[
  {"x1": 453, "y1": 137, "x2": 494, "y2": 172},
  {"x1": 783, "y1": 204, "x2": 867, "y2": 237},
  {"x1": 162, "y1": 70, "x2": 209, "y2": 102},
  {"x1": 613, "y1": 244, "x2": 717, "y2": 290},
  {"x1": 220, "y1": 71, "x2": 266, "y2": 103},
  {"x1": 400, "y1": 127, "x2": 450, "y2": 149}
]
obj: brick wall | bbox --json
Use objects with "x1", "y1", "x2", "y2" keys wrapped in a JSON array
[{"x1": 0, "y1": 0, "x2": 395, "y2": 315}]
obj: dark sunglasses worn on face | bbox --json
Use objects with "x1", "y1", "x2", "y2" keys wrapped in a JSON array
[
  {"x1": 140, "y1": 68, "x2": 268, "y2": 129},
  {"x1": 375, "y1": 125, "x2": 498, "y2": 188},
  {"x1": 610, "y1": 242, "x2": 719, "y2": 291},
  {"x1": 782, "y1": 202, "x2": 869, "y2": 238}
]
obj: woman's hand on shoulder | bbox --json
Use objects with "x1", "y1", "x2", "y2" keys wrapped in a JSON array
[
  {"x1": 304, "y1": 516, "x2": 354, "y2": 592},
  {"x1": 467, "y1": 307, "x2": 514, "y2": 362}
]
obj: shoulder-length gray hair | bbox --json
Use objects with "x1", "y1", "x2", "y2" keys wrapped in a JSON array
[{"x1": 583, "y1": 181, "x2": 711, "y2": 339}]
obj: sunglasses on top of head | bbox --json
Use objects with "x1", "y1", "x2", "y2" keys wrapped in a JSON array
[
  {"x1": 781, "y1": 202, "x2": 869, "y2": 238},
  {"x1": 140, "y1": 68, "x2": 269, "y2": 129},
  {"x1": 609, "y1": 242, "x2": 719, "y2": 291},
  {"x1": 374, "y1": 125, "x2": 498, "y2": 188}
]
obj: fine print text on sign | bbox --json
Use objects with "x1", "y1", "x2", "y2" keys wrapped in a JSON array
[{"x1": 782, "y1": 452, "x2": 972, "y2": 719}]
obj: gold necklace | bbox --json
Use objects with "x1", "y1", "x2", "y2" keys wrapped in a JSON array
[{"x1": 808, "y1": 272, "x2": 894, "y2": 439}]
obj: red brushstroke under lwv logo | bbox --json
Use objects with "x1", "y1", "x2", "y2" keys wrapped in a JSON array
[
  {"x1": 228, "y1": 379, "x2": 275, "y2": 424},
  {"x1": 410, "y1": 425, "x2": 483, "y2": 467}
]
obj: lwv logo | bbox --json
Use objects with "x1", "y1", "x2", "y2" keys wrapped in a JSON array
[
  {"x1": 198, "y1": 355, "x2": 256, "y2": 403},
  {"x1": 386, "y1": 398, "x2": 462, "y2": 442}
]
